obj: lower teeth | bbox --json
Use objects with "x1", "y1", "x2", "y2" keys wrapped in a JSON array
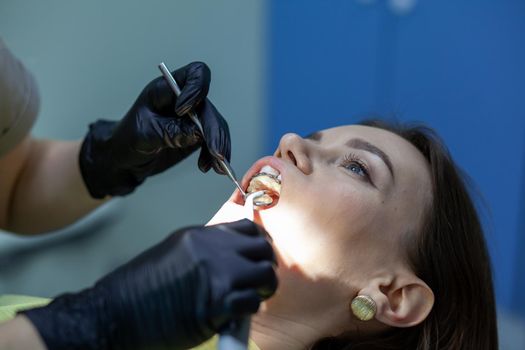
[{"x1": 247, "y1": 172, "x2": 281, "y2": 206}]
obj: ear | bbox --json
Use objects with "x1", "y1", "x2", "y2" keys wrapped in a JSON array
[{"x1": 359, "y1": 274, "x2": 434, "y2": 328}]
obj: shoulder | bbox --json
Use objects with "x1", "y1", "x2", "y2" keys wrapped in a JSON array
[{"x1": 0, "y1": 37, "x2": 39, "y2": 157}]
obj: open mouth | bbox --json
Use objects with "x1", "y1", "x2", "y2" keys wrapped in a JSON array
[
  {"x1": 247, "y1": 166, "x2": 282, "y2": 208},
  {"x1": 241, "y1": 157, "x2": 284, "y2": 210}
]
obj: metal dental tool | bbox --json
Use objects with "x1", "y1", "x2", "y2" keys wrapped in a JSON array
[
  {"x1": 158, "y1": 62, "x2": 247, "y2": 199},
  {"x1": 218, "y1": 190, "x2": 266, "y2": 350}
]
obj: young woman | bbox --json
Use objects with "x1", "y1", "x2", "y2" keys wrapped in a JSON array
[
  {"x1": 209, "y1": 119, "x2": 498, "y2": 350},
  {"x1": 1, "y1": 119, "x2": 497, "y2": 350}
]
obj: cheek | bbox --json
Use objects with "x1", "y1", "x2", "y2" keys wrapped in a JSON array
[
  {"x1": 284, "y1": 174, "x2": 379, "y2": 237},
  {"x1": 259, "y1": 175, "x2": 382, "y2": 277},
  {"x1": 312, "y1": 185, "x2": 383, "y2": 272}
]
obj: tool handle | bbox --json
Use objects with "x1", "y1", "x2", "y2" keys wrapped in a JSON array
[
  {"x1": 158, "y1": 62, "x2": 247, "y2": 197},
  {"x1": 158, "y1": 62, "x2": 182, "y2": 95},
  {"x1": 158, "y1": 62, "x2": 206, "y2": 134},
  {"x1": 218, "y1": 317, "x2": 251, "y2": 350}
]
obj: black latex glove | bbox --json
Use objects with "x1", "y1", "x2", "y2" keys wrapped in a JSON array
[
  {"x1": 79, "y1": 62, "x2": 231, "y2": 199},
  {"x1": 23, "y1": 220, "x2": 277, "y2": 350}
]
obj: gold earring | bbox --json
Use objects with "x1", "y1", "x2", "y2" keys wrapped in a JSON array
[{"x1": 350, "y1": 295, "x2": 377, "y2": 321}]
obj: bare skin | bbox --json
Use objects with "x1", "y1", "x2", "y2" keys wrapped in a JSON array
[
  {"x1": 0, "y1": 134, "x2": 106, "y2": 348},
  {"x1": 0, "y1": 316, "x2": 46, "y2": 350},
  {"x1": 0, "y1": 136, "x2": 105, "y2": 234},
  {"x1": 209, "y1": 125, "x2": 435, "y2": 350}
]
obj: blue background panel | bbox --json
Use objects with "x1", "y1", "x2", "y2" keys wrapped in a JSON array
[{"x1": 268, "y1": 0, "x2": 525, "y2": 315}]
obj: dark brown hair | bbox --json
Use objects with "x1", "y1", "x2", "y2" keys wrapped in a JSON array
[{"x1": 310, "y1": 119, "x2": 498, "y2": 349}]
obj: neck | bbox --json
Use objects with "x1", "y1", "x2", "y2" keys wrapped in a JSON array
[{"x1": 250, "y1": 308, "x2": 322, "y2": 350}]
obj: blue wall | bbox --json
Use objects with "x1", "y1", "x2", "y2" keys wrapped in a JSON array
[{"x1": 268, "y1": 0, "x2": 525, "y2": 315}]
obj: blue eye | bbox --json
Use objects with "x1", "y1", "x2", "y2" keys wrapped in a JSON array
[
  {"x1": 340, "y1": 154, "x2": 370, "y2": 179},
  {"x1": 346, "y1": 162, "x2": 366, "y2": 176}
]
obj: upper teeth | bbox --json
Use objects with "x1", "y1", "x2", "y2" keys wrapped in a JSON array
[
  {"x1": 261, "y1": 165, "x2": 279, "y2": 177},
  {"x1": 247, "y1": 165, "x2": 282, "y2": 198}
]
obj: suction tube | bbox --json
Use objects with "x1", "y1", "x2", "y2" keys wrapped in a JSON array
[{"x1": 218, "y1": 318, "x2": 251, "y2": 350}]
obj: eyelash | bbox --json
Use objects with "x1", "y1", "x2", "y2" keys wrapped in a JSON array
[{"x1": 340, "y1": 153, "x2": 371, "y2": 181}]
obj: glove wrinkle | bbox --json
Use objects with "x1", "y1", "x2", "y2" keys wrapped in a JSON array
[
  {"x1": 22, "y1": 221, "x2": 276, "y2": 350},
  {"x1": 174, "y1": 62, "x2": 211, "y2": 115},
  {"x1": 79, "y1": 62, "x2": 231, "y2": 198}
]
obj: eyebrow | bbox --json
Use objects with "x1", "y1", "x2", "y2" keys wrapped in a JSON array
[{"x1": 345, "y1": 138, "x2": 395, "y2": 180}]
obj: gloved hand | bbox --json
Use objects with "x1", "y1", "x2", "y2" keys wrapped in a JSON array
[
  {"x1": 23, "y1": 220, "x2": 277, "y2": 350},
  {"x1": 79, "y1": 62, "x2": 231, "y2": 199}
]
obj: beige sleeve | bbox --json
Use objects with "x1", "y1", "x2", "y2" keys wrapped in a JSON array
[{"x1": 0, "y1": 38, "x2": 40, "y2": 157}]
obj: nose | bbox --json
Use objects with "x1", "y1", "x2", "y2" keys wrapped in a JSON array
[{"x1": 274, "y1": 133, "x2": 313, "y2": 175}]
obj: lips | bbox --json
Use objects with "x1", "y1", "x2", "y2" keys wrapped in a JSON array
[{"x1": 234, "y1": 156, "x2": 286, "y2": 207}]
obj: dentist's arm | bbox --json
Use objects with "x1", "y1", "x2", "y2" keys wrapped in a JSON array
[
  {"x1": 1, "y1": 62, "x2": 230, "y2": 234},
  {"x1": 0, "y1": 38, "x2": 97, "y2": 234}
]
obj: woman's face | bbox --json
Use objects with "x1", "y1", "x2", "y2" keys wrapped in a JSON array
[
  {"x1": 236, "y1": 124, "x2": 430, "y2": 278},
  {"x1": 211, "y1": 125, "x2": 432, "y2": 333}
]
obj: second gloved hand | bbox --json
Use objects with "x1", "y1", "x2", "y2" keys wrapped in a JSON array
[
  {"x1": 23, "y1": 220, "x2": 277, "y2": 350},
  {"x1": 79, "y1": 62, "x2": 231, "y2": 199}
]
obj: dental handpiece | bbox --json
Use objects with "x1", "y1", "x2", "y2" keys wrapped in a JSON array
[
  {"x1": 158, "y1": 62, "x2": 247, "y2": 198},
  {"x1": 217, "y1": 190, "x2": 266, "y2": 350}
]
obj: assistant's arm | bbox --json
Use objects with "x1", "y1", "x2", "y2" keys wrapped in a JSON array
[
  {"x1": 0, "y1": 221, "x2": 276, "y2": 350},
  {"x1": 0, "y1": 39, "x2": 103, "y2": 234},
  {"x1": 0, "y1": 137, "x2": 104, "y2": 234}
]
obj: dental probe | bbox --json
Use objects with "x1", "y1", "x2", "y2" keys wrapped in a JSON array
[
  {"x1": 158, "y1": 62, "x2": 247, "y2": 198},
  {"x1": 218, "y1": 190, "x2": 266, "y2": 350}
]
